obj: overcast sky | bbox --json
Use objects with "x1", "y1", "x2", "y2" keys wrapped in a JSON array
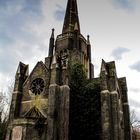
[{"x1": 0, "y1": 0, "x2": 140, "y2": 117}]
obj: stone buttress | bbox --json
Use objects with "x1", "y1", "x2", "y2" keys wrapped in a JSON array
[{"x1": 100, "y1": 59, "x2": 131, "y2": 140}]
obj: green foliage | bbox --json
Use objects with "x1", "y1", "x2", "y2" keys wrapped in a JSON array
[
  {"x1": 69, "y1": 63, "x2": 101, "y2": 140},
  {"x1": 69, "y1": 63, "x2": 86, "y2": 89}
]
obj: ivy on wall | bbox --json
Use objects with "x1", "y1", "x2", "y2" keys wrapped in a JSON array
[{"x1": 69, "y1": 63, "x2": 102, "y2": 140}]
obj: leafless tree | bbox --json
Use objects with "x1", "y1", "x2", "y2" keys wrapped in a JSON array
[
  {"x1": 0, "y1": 83, "x2": 13, "y2": 119},
  {"x1": 130, "y1": 109, "x2": 140, "y2": 140},
  {"x1": 0, "y1": 83, "x2": 13, "y2": 140},
  {"x1": 130, "y1": 110, "x2": 140, "y2": 131}
]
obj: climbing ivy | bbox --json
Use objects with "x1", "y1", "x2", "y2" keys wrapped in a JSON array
[{"x1": 69, "y1": 63, "x2": 102, "y2": 140}]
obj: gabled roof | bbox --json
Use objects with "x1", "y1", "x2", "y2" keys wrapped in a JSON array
[
  {"x1": 23, "y1": 61, "x2": 49, "y2": 86},
  {"x1": 24, "y1": 106, "x2": 45, "y2": 118}
]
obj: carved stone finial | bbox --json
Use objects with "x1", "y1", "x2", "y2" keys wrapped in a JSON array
[
  {"x1": 87, "y1": 35, "x2": 90, "y2": 45},
  {"x1": 51, "y1": 28, "x2": 55, "y2": 38}
]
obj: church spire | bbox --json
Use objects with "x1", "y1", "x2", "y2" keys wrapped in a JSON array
[
  {"x1": 48, "y1": 28, "x2": 55, "y2": 57},
  {"x1": 62, "y1": 0, "x2": 80, "y2": 33}
]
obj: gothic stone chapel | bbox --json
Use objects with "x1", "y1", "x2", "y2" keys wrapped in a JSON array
[{"x1": 6, "y1": 0, "x2": 132, "y2": 140}]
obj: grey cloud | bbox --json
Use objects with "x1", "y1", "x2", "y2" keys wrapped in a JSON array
[
  {"x1": 129, "y1": 88, "x2": 140, "y2": 93},
  {"x1": 0, "y1": 0, "x2": 52, "y2": 91},
  {"x1": 0, "y1": 0, "x2": 42, "y2": 15},
  {"x1": 0, "y1": 40, "x2": 47, "y2": 77},
  {"x1": 130, "y1": 61, "x2": 140, "y2": 72},
  {"x1": 0, "y1": 0, "x2": 46, "y2": 77},
  {"x1": 129, "y1": 98, "x2": 140, "y2": 108},
  {"x1": 111, "y1": 47, "x2": 130, "y2": 60},
  {"x1": 0, "y1": 0, "x2": 42, "y2": 39},
  {"x1": 0, "y1": 46, "x2": 18, "y2": 75},
  {"x1": 22, "y1": 0, "x2": 42, "y2": 15},
  {"x1": 54, "y1": 4, "x2": 65, "y2": 21}
]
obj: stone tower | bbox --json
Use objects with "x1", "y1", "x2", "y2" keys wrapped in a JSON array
[{"x1": 5, "y1": 0, "x2": 131, "y2": 140}]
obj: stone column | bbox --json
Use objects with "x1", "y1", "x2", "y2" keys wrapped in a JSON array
[
  {"x1": 47, "y1": 84, "x2": 70, "y2": 140},
  {"x1": 119, "y1": 77, "x2": 132, "y2": 140},
  {"x1": 101, "y1": 90, "x2": 111, "y2": 140},
  {"x1": 47, "y1": 84, "x2": 60, "y2": 140},
  {"x1": 59, "y1": 85, "x2": 69, "y2": 140},
  {"x1": 110, "y1": 91, "x2": 119, "y2": 140},
  {"x1": 123, "y1": 103, "x2": 132, "y2": 140}
]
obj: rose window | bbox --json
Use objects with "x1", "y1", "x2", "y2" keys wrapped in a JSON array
[{"x1": 30, "y1": 78, "x2": 45, "y2": 95}]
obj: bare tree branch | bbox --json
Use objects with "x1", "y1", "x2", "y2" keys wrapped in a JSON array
[
  {"x1": 130, "y1": 109, "x2": 140, "y2": 131},
  {"x1": 0, "y1": 82, "x2": 13, "y2": 140}
]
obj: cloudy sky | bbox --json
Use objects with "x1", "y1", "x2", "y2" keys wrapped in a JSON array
[{"x1": 0, "y1": 0, "x2": 140, "y2": 117}]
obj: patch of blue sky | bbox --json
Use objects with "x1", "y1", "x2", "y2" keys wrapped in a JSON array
[
  {"x1": 0, "y1": 0, "x2": 42, "y2": 13},
  {"x1": 0, "y1": 0, "x2": 42, "y2": 23},
  {"x1": 22, "y1": 0, "x2": 43, "y2": 17},
  {"x1": 0, "y1": 0, "x2": 24, "y2": 17},
  {"x1": 0, "y1": 54, "x2": 17, "y2": 74},
  {"x1": 111, "y1": 47, "x2": 130, "y2": 60},
  {"x1": 130, "y1": 61, "x2": 140, "y2": 72},
  {"x1": 0, "y1": 15, "x2": 30, "y2": 46},
  {"x1": 0, "y1": 0, "x2": 23, "y2": 7},
  {"x1": 54, "y1": 4, "x2": 65, "y2": 21},
  {"x1": 0, "y1": 33, "x2": 14, "y2": 46},
  {"x1": 112, "y1": 0, "x2": 135, "y2": 10},
  {"x1": 0, "y1": 45, "x2": 18, "y2": 74},
  {"x1": 0, "y1": 0, "x2": 43, "y2": 47}
]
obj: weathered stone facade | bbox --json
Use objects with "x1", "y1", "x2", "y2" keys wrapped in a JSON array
[{"x1": 6, "y1": 0, "x2": 131, "y2": 140}]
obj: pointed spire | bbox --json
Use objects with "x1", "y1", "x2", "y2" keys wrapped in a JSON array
[
  {"x1": 14, "y1": 62, "x2": 28, "y2": 91},
  {"x1": 87, "y1": 35, "x2": 91, "y2": 63},
  {"x1": 51, "y1": 28, "x2": 55, "y2": 38},
  {"x1": 48, "y1": 28, "x2": 55, "y2": 57},
  {"x1": 87, "y1": 35, "x2": 90, "y2": 45},
  {"x1": 101, "y1": 59, "x2": 107, "y2": 73},
  {"x1": 62, "y1": 0, "x2": 80, "y2": 33}
]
